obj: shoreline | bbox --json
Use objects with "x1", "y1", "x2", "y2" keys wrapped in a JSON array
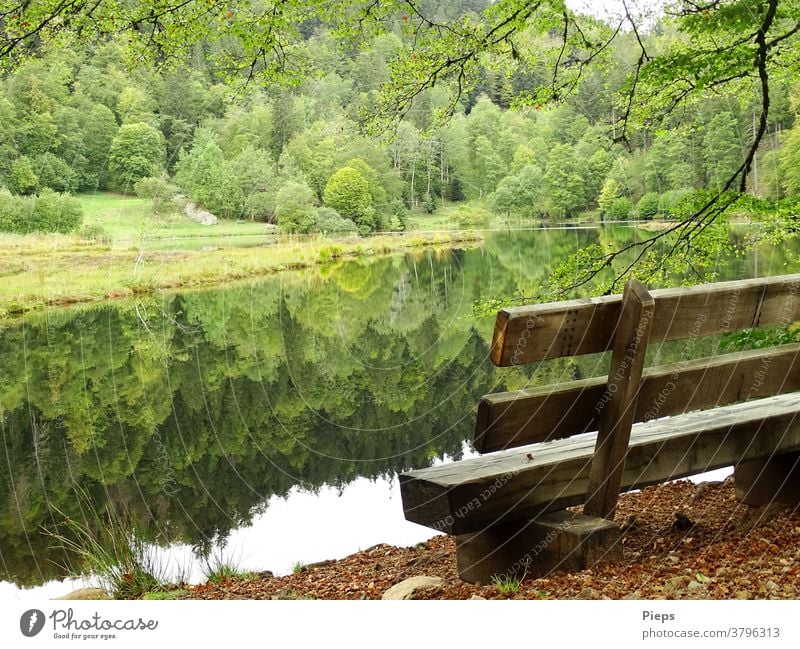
[
  {"x1": 46, "y1": 478, "x2": 797, "y2": 601},
  {"x1": 0, "y1": 230, "x2": 482, "y2": 319},
  {"x1": 181, "y1": 479, "x2": 799, "y2": 600}
]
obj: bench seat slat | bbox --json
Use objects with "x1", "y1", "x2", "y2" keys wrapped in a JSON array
[{"x1": 400, "y1": 392, "x2": 800, "y2": 534}]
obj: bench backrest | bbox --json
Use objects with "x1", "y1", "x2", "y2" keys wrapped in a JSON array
[{"x1": 477, "y1": 274, "x2": 800, "y2": 452}]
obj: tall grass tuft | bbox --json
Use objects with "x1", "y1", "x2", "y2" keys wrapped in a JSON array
[
  {"x1": 48, "y1": 495, "x2": 176, "y2": 599},
  {"x1": 200, "y1": 547, "x2": 248, "y2": 584}
]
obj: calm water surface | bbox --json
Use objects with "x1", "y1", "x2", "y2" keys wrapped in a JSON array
[{"x1": 1, "y1": 226, "x2": 795, "y2": 598}]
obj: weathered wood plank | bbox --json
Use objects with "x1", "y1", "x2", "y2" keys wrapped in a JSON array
[
  {"x1": 475, "y1": 343, "x2": 800, "y2": 453},
  {"x1": 584, "y1": 279, "x2": 654, "y2": 519},
  {"x1": 454, "y1": 512, "x2": 622, "y2": 584},
  {"x1": 491, "y1": 274, "x2": 800, "y2": 366},
  {"x1": 400, "y1": 392, "x2": 800, "y2": 534}
]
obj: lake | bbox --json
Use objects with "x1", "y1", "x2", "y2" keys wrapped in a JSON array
[{"x1": 1, "y1": 224, "x2": 796, "y2": 599}]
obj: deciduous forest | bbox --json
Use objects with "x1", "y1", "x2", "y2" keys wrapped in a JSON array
[{"x1": 1, "y1": 0, "x2": 799, "y2": 284}]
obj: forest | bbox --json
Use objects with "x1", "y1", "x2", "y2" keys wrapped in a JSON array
[{"x1": 1, "y1": 1, "x2": 799, "y2": 247}]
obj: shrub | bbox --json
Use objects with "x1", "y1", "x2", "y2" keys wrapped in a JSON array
[
  {"x1": 636, "y1": 192, "x2": 661, "y2": 220},
  {"x1": 276, "y1": 181, "x2": 316, "y2": 234},
  {"x1": 451, "y1": 205, "x2": 492, "y2": 228},
  {"x1": 658, "y1": 189, "x2": 692, "y2": 218},
  {"x1": 424, "y1": 192, "x2": 437, "y2": 213},
  {"x1": 78, "y1": 224, "x2": 111, "y2": 244},
  {"x1": 32, "y1": 153, "x2": 78, "y2": 194},
  {"x1": 388, "y1": 199, "x2": 408, "y2": 231},
  {"x1": 308, "y1": 207, "x2": 358, "y2": 235},
  {"x1": 31, "y1": 190, "x2": 84, "y2": 233},
  {"x1": 0, "y1": 189, "x2": 83, "y2": 234},
  {"x1": 9, "y1": 157, "x2": 38, "y2": 195},
  {"x1": 606, "y1": 196, "x2": 634, "y2": 220},
  {"x1": 0, "y1": 189, "x2": 34, "y2": 232},
  {"x1": 323, "y1": 166, "x2": 374, "y2": 231},
  {"x1": 244, "y1": 191, "x2": 276, "y2": 222},
  {"x1": 134, "y1": 176, "x2": 178, "y2": 215}
]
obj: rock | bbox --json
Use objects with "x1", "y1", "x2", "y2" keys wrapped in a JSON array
[
  {"x1": 469, "y1": 595, "x2": 486, "y2": 600},
  {"x1": 663, "y1": 575, "x2": 691, "y2": 595},
  {"x1": 304, "y1": 559, "x2": 334, "y2": 570},
  {"x1": 53, "y1": 587, "x2": 110, "y2": 600},
  {"x1": 271, "y1": 587, "x2": 303, "y2": 600},
  {"x1": 381, "y1": 576, "x2": 444, "y2": 600},
  {"x1": 184, "y1": 202, "x2": 218, "y2": 225},
  {"x1": 687, "y1": 580, "x2": 706, "y2": 592}
]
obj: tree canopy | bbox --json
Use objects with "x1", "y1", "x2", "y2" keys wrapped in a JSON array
[{"x1": 3, "y1": 1, "x2": 800, "y2": 291}]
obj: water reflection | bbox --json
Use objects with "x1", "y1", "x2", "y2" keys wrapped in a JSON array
[{"x1": 0, "y1": 225, "x2": 795, "y2": 589}]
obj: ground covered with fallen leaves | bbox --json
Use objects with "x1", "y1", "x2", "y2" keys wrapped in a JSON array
[{"x1": 186, "y1": 478, "x2": 800, "y2": 600}]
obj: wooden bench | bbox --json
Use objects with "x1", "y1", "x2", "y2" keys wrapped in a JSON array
[{"x1": 399, "y1": 274, "x2": 800, "y2": 584}]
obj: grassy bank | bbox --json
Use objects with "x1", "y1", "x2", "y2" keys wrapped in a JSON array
[
  {"x1": 0, "y1": 192, "x2": 483, "y2": 317},
  {"x1": 0, "y1": 230, "x2": 482, "y2": 317},
  {"x1": 78, "y1": 193, "x2": 276, "y2": 248}
]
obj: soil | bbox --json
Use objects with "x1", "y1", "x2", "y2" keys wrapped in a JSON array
[{"x1": 185, "y1": 478, "x2": 800, "y2": 600}]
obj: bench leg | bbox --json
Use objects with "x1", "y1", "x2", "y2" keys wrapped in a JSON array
[
  {"x1": 454, "y1": 511, "x2": 623, "y2": 585},
  {"x1": 734, "y1": 451, "x2": 800, "y2": 506}
]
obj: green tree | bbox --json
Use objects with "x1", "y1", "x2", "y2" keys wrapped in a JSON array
[
  {"x1": 80, "y1": 103, "x2": 118, "y2": 190},
  {"x1": 607, "y1": 196, "x2": 633, "y2": 220},
  {"x1": 108, "y1": 122, "x2": 164, "y2": 192},
  {"x1": 323, "y1": 166, "x2": 374, "y2": 231},
  {"x1": 703, "y1": 111, "x2": 742, "y2": 191},
  {"x1": 637, "y1": 192, "x2": 661, "y2": 220},
  {"x1": 9, "y1": 157, "x2": 38, "y2": 195},
  {"x1": 275, "y1": 181, "x2": 316, "y2": 233},
  {"x1": 244, "y1": 192, "x2": 277, "y2": 222},
  {"x1": 134, "y1": 176, "x2": 178, "y2": 215},
  {"x1": 645, "y1": 132, "x2": 694, "y2": 193},
  {"x1": 598, "y1": 177, "x2": 622, "y2": 217},
  {"x1": 491, "y1": 164, "x2": 543, "y2": 216},
  {"x1": 780, "y1": 123, "x2": 800, "y2": 195},
  {"x1": 117, "y1": 86, "x2": 158, "y2": 125},
  {"x1": 174, "y1": 129, "x2": 241, "y2": 217},
  {"x1": 31, "y1": 153, "x2": 77, "y2": 193},
  {"x1": 541, "y1": 144, "x2": 585, "y2": 218}
]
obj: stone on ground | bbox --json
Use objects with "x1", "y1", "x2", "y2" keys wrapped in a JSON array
[
  {"x1": 184, "y1": 202, "x2": 218, "y2": 225},
  {"x1": 381, "y1": 576, "x2": 444, "y2": 600},
  {"x1": 53, "y1": 587, "x2": 111, "y2": 600}
]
